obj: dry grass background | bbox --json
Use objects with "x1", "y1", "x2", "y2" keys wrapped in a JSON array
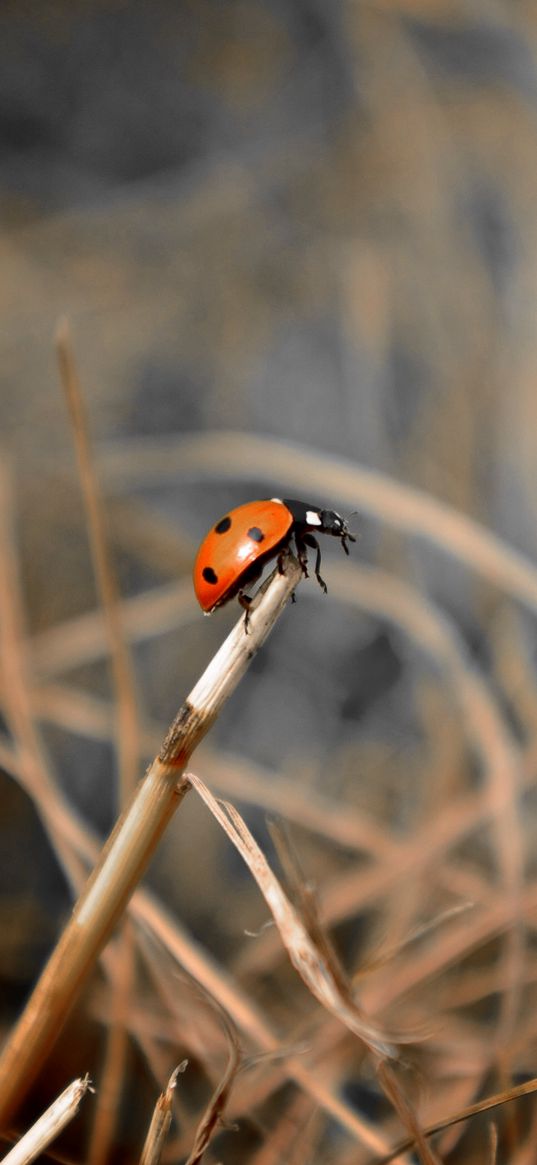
[{"x1": 2, "y1": 1, "x2": 537, "y2": 1161}]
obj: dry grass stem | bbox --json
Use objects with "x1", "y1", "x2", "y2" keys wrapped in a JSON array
[
  {"x1": 139, "y1": 1064, "x2": 185, "y2": 1165},
  {"x1": 131, "y1": 893, "x2": 391, "y2": 1153},
  {"x1": 377, "y1": 1061, "x2": 440, "y2": 1165},
  {"x1": 86, "y1": 923, "x2": 136, "y2": 1165},
  {"x1": 184, "y1": 1025, "x2": 241, "y2": 1165},
  {"x1": 0, "y1": 555, "x2": 302, "y2": 1128},
  {"x1": 0, "y1": 1077, "x2": 92, "y2": 1165},
  {"x1": 56, "y1": 317, "x2": 140, "y2": 803},
  {"x1": 56, "y1": 321, "x2": 141, "y2": 1165},
  {"x1": 189, "y1": 773, "x2": 396, "y2": 1060},
  {"x1": 379, "y1": 1073, "x2": 537, "y2": 1164}
]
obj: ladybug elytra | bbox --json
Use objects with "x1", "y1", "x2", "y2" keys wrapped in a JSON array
[{"x1": 193, "y1": 497, "x2": 355, "y2": 614}]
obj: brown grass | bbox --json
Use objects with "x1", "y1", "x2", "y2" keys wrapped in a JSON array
[
  {"x1": 2, "y1": 376, "x2": 537, "y2": 1160},
  {"x1": 1, "y1": 7, "x2": 537, "y2": 1161}
]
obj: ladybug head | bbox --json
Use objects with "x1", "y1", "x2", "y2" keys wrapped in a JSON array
[{"x1": 319, "y1": 509, "x2": 357, "y2": 554}]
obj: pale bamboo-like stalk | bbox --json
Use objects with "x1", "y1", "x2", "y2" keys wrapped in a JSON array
[
  {"x1": 139, "y1": 1065, "x2": 184, "y2": 1165},
  {"x1": 0, "y1": 1077, "x2": 92, "y2": 1165},
  {"x1": 0, "y1": 557, "x2": 302, "y2": 1130}
]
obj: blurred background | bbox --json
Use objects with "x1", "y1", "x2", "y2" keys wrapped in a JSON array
[{"x1": 2, "y1": 2, "x2": 537, "y2": 1162}]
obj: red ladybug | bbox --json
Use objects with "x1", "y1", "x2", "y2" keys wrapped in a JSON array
[{"x1": 193, "y1": 497, "x2": 355, "y2": 614}]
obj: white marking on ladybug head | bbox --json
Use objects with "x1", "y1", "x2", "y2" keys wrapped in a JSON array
[{"x1": 305, "y1": 510, "x2": 322, "y2": 526}]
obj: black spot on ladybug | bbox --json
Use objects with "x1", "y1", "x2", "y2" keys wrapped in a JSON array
[
  {"x1": 215, "y1": 516, "x2": 232, "y2": 534},
  {"x1": 202, "y1": 566, "x2": 218, "y2": 585},
  {"x1": 247, "y1": 526, "x2": 265, "y2": 543}
]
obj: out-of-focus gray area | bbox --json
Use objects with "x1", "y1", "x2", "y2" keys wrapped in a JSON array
[{"x1": 2, "y1": 3, "x2": 536, "y2": 532}]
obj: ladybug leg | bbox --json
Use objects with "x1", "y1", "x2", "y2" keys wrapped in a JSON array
[
  {"x1": 238, "y1": 591, "x2": 253, "y2": 633},
  {"x1": 294, "y1": 535, "x2": 310, "y2": 579},
  {"x1": 276, "y1": 549, "x2": 288, "y2": 575},
  {"x1": 302, "y1": 533, "x2": 327, "y2": 594},
  {"x1": 277, "y1": 549, "x2": 296, "y2": 601},
  {"x1": 341, "y1": 531, "x2": 356, "y2": 556}
]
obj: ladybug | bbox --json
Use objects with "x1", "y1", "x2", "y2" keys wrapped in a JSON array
[{"x1": 193, "y1": 497, "x2": 355, "y2": 614}]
